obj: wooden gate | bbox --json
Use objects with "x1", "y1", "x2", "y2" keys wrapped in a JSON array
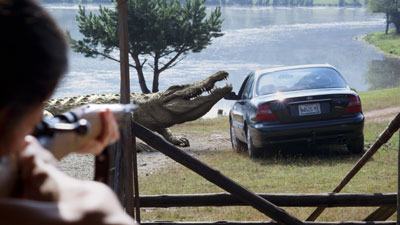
[{"x1": 124, "y1": 113, "x2": 400, "y2": 225}]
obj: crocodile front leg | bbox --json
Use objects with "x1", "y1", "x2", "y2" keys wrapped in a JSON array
[{"x1": 156, "y1": 128, "x2": 190, "y2": 147}]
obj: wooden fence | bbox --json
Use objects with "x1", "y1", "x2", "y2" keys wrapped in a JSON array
[{"x1": 125, "y1": 112, "x2": 400, "y2": 225}]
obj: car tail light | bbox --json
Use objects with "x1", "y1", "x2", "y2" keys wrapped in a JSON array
[
  {"x1": 256, "y1": 103, "x2": 277, "y2": 121},
  {"x1": 345, "y1": 95, "x2": 362, "y2": 114}
]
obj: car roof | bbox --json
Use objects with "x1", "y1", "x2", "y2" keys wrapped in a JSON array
[{"x1": 253, "y1": 64, "x2": 337, "y2": 77}]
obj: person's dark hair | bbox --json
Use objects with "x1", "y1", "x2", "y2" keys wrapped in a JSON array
[{"x1": 0, "y1": 0, "x2": 68, "y2": 124}]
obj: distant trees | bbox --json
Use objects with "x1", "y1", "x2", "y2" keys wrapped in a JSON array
[
  {"x1": 41, "y1": 0, "x2": 110, "y2": 3},
  {"x1": 42, "y1": 0, "x2": 364, "y2": 6},
  {"x1": 69, "y1": 0, "x2": 223, "y2": 93},
  {"x1": 217, "y1": 0, "x2": 361, "y2": 6},
  {"x1": 367, "y1": 0, "x2": 400, "y2": 34},
  {"x1": 246, "y1": 0, "x2": 314, "y2": 6}
]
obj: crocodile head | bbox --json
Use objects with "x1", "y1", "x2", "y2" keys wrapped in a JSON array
[{"x1": 134, "y1": 71, "x2": 232, "y2": 129}]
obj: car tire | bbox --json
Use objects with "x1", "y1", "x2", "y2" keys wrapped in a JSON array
[
  {"x1": 247, "y1": 128, "x2": 262, "y2": 158},
  {"x1": 229, "y1": 122, "x2": 240, "y2": 152},
  {"x1": 347, "y1": 136, "x2": 364, "y2": 154},
  {"x1": 230, "y1": 119, "x2": 246, "y2": 153}
]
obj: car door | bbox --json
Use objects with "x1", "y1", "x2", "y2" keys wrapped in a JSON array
[{"x1": 231, "y1": 73, "x2": 254, "y2": 142}]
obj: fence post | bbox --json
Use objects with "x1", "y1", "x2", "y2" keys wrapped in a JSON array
[
  {"x1": 397, "y1": 131, "x2": 399, "y2": 225},
  {"x1": 116, "y1": 0, "x2": 135, "y2": 217}
]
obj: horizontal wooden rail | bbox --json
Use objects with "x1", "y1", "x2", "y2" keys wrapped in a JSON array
[
  {"x1": 139, "y1": 193, "x2": 396, "y2": 208},
  {"x1": 142, "y1": 221, "x2": 396, "y2": 225}
]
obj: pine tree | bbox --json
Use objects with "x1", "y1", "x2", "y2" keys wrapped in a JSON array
[{"x1": 69, "y1": 0, "x2": 223, "y2": 93}]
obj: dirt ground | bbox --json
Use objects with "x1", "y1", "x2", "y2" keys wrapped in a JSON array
[
  {"x1": 59, "y1": 107, "x2": 399, "y2": 181},
  {"x1": 363, "y1": 106, "x2": 400, "y2": 123},
  {"x1": 59, "y1": 131, "x2": 231, "y2": 180}
]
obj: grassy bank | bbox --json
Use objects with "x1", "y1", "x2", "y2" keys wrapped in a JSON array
[
  {"x1": 364, "y1": 29, "x2": 400, "y2": 57},
  {"x1": 139, "y1": 87, "x2": 400, "y2": 221},
  {"x1": 359, "y1": 86, "x2": 400, "y2": 111}
]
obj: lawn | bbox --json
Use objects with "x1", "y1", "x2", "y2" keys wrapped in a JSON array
[
  {"x1": 359, "y1": 86, "x2": 400, "y2": 111},
  {"x1": 364, "y1": 29, "x2": 400, "y2": 57},
  {"x1": 139, "y1": 87, "x2": 400, "y2": 222}
]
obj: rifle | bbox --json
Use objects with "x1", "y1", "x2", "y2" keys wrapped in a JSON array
[{"x1": 34, "y1": 104, "x2": 137, "y2": 183}]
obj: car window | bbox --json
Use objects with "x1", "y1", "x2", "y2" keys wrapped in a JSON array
[
  {"x1": 256, "y1": 67, "x2": 347, "y2": 96},
  {"x1": 242, "y1": 74, "x2": 254, "y2": 99}
]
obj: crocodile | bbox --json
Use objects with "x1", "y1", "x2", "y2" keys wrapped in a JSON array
[{"x1": 44, "y1": 71, "x2": 232, "y2": 149}]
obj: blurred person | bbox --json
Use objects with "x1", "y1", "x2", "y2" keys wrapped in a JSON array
[{"x1": 0, "y1": 0, "x2": 136, "y2": 224}]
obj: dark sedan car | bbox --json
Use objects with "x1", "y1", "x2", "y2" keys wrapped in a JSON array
[{"x1": 225, "y1": 64, "x2": 364, "y2": 158}]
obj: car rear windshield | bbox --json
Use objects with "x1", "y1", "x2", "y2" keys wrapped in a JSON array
[{"x1": 256, "y1": 67, "x2": 347, "y2": 96}]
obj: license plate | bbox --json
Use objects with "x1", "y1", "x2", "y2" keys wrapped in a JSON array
[{"x1": 298, "y1": 103, "x2": 321, "y2": 116}]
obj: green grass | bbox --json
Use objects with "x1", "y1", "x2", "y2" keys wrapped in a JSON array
[
  {"x1": 141, "y1": 120, "x2": 398, "y2": 221},
  {"x1": 139, "y1": 87, "x2": 400, "y2": 222},
  {"x1": 170, "y1": 116, "x2": 228, "y2": 135},
  {"x1": 358, "y1": 86, "x2": 400, "y2": 111},
  {"x1": 364, "y1": 29, "x2": 400, "y2": 57}
]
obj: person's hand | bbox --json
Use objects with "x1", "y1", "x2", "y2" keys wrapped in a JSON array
[{"x1": 75, "y1": 109, "x2": 120, "y2": 155}]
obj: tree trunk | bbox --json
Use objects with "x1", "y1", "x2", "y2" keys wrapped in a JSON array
[
  {"x1": 391, "y1": 12, "x2": 400, "y2": 35},
  {"x1": 135, "y1": 67, "x2": 151, "y2": 94},
  {"x1": 152, "y1": 71, "x2": 160, "y2": 93},
  {"x1": 152, "y1": 53, "x2": 160, "y2": 93},
  {"x1": 272, "y1": 0, "x2": 278, "y2": 5},
  {"x1": 386, "y1": 13, "x2": 390, "y2": 34},
  {"x1": 339, "y1": 0, "x2": 345, "y2": 6},
  {"x1": 131, "y1": 54, "x2": 151, "y2": 94}
]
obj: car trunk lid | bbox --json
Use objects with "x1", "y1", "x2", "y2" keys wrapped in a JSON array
[{"x1": 254, "y1": 88, "x2": 357, "y2": 123}]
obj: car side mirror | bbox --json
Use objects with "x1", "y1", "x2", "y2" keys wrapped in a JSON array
[{"x1": 224, "y1": 92, "x2": 240, "y2": 100}]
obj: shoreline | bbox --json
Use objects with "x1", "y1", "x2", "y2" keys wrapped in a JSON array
[{"x1": 358, "y1": 30, "x2": 400, "y2": 59}]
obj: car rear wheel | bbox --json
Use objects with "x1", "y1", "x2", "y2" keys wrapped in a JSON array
[
  {"x1": 247, "y1": 128, "x2": 262, "y2": 158},
  {"x1": 347, "y1": 136, "x2": 364, "y2": 154},
  {"x1": 230, "y1": 122, "x2": 241, "y2": 152}
]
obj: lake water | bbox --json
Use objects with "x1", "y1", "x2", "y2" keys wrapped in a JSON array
[{"x1": 44, "y1": 4, "x2": 399, "y2": 117}]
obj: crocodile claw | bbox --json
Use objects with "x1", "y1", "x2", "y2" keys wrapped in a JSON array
[
  {"x1": 176, "y1": 137, "x2": 190, "y2": 147},
  {"x1": 169, "y1": 136, "x2": 190, "y2": 147}
]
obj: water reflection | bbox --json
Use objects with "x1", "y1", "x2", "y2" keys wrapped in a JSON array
[{"x1": 364, "y1": 57, "x2": 400, "y2": 90}]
